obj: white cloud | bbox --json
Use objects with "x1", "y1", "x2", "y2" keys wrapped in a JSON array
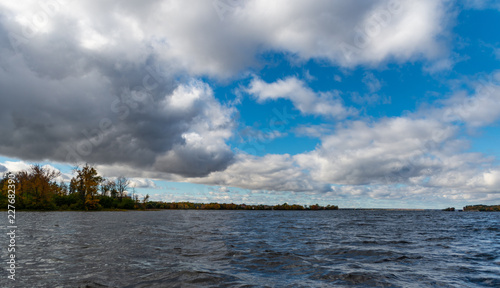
[
  {"x1": 2, "y1": 0, "x2": 452, "y2": 78},
  {"x1": 1, "y1": 0, "x2": 497, "y2": 207},
  {"x1": 362, "y1": 72, "x2": 382, "y2": 93},
  {"x1": 295, "y1": 117, "x2": 456, "y2": 185},
  {"x1": 483, "y1": 170, "x2": 500, "y2": 188},
  {"x1": 436, "y1": 71, "x2": 500, "y2": 127},
  {"x1": 0, "y1": 161, "x2": 73, "y2": 183},
  {"x1": 0, "y1": 161, "x2": 32, "y2": 173},
  {"x1": 129, "y1": 178, "x2": 157, "y2": 189},
  {"x1": 247, "y1": 77, "x2": 356, "y2": 118},
  {"x1": 152, "y1": 80, "x2": 236, "y2": 176},
  {"x1": 187, "y1": 153, "x2": 331, "y2": 193},
  {"x1": 463, "y1": 0, "x2": 500, "y2": 10}
]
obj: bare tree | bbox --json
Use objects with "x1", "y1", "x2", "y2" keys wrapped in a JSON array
[
  {"x1": 116, "y1": 176, "x2": 129, "y2": 199},
  {"x1": 101, "y1": 178, "x2": 117, "y2": 197}
]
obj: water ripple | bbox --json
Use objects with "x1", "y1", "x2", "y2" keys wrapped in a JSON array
[{"x1": 0, "y1": 210, "x2": 499, "y2": 287}]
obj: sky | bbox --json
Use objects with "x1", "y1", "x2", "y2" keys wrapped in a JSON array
[{"x1": 0, "y1": 0, "x2": 500, "y2": 208}]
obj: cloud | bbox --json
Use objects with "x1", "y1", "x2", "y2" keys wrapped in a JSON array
[
  {"x1": 0, "y1": 161, "x2": 73, "y2": 182},
  {"x1": 237, "y1": 0, "x2": 450, "y2": 68},
  {"x1": 187, "y1": 153, "x2": 332, "y2": 193},
  {"x1": 294, "y1": 124, "x2": 335, "y2": 138},
  {"x1": 351, "y1": 92, "x2": 390, "y2": 106},
  {"x1": 0, "y1": 0, "x2": 454, "y2": 179},
  {"x1": 483, "y1": 170, "x2": 500, "y2": 188},
  {"x1": 247, "y1": 77, "x2": 357, "y2": 118},
  {"x1": 2, "y1": 0, "x2": 453, "y2": 77},
  {"x1": 495, "y1": 48, "x2": 500, "y2": 60},
  {"x1": 129, "y1": 178, "x2": 157, "y2": 189},
  {"x1": 0, "y1": 46, "x2": 235, "y2": 176},
  {"x1": 291, "y1": 114, "x2": 500, "y2": 202},
  {"x1": 362, "y1": 72, "x2": 382, "y2": 93},
  {"x1": 290, "y1": 73, "x2": 500, "y2": 199},
  {"x1": 295, "y1": 117, "x2": 456, "y2": 185},
  {"x1": 462, "y1": 0, "x2": 500, "y2": 10},
  {"x1": 432, "y1": 71, "x2": 500, "y2": 127},
  {"x1": 234, "y1": 125, "x2": 287, "y2": 153},
  {"x1": 0, "y1": 161, "x2": 33, "y2": 174},
  {"x1": 0, "y1": 0, "x2": 494, "y2": 206}
]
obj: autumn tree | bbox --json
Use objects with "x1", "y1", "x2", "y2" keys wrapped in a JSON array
[
  {"x1": 14, "y1": 165, "x2": 60, "y2": 209},
  {"x1": 71, "y1": 164, "x2": 103, "y2": 210},
  {"x1": 0, "y1": 172, "x2": 14, "y2": 208}
]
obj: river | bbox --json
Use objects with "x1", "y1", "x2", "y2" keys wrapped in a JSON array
[{"x1": 1, "y1": 210, "x2": 499, "y2": 287}]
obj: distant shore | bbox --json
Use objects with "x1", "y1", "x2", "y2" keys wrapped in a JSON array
[{"x1": 2, "y1": 205, "x2": 499, "y2": 212}]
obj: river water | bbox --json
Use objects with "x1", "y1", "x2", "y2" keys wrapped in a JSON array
[{"x1": 1, "y1": 210, "x2": 499, "y2": 287}]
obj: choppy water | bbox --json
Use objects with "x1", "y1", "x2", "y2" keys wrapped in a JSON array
[{"x1": 1, "y1": 210, "x2": 499, "y2": 287}]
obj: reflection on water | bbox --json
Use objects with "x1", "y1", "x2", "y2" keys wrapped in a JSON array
[{"x1": 1, "y1": 210, "x2": 499, "y2": 287}]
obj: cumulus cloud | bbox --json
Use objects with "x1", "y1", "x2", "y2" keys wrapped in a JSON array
[
  {"x1": 0, "y1": 45, "x2": 235, "y2": 176},
  {"x1": 247, "y1": 77, "x2": 356, "y2": 118},
  {"x1": 187, "y1": 153, "x2": 332, "y2": 193},
  {"x1": 129, "y1": 178, "x2": 157, "y2": 189},
  {"x1": 0, "y1": 0, "x2": 453, "y2": 177},
  {"x1": 235, "y1": 0, "x2": 450, "y2": 68},
  {"x1": 290, "y1": 73, "x2": 500, "y2": 198},
  {"x1": 2, "y1": 0, "x2": 452, "y2": 76},
  {"x1": 0, "y1": 161, "x2": 33, "y2": 174},
  {"x1": 1, "y1": 0, "x2": 496, "y2": 206},
  {"x1": 437, "y1": 72, "x2": 500, "y2": 127},
  {"x1": 0, "y1": 160, "x2": 73, "y2": 182},
  {"x1": 295, "y1": 117, "x2": 456, "y2": 185},
  {"x1": 0, "y1": 1, "x2": 234, "y2": 178}
]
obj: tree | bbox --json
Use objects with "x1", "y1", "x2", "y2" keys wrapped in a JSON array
[
  {"x1": 15, "y1": 165, "x2": 60, "y2": 209},
  {"x1": 71, "y1": 164, "x2": 103, "y2": 210},
  {"x1": 101, "y1": 178, "x2": 117, "y2": 197},
  {"x1": 142, "y1": 194, "x2": 150, "y2": 204},
  {"x1": 58, "y1": 181, "x2": 68, "y2": 196},
  {"x1": 115, "y1": 176, "x2": 129, "y2": 199}
]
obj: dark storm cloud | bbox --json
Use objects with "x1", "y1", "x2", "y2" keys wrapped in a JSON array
[{"x1": 0, "y1": 7, "x2": 234, "y2": 177}]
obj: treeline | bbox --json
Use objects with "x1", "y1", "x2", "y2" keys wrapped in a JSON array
[
  {"x1": 145, "y1": 202, "x2": 338, "y2": 210},
  {"x1": 0, "y1": 164, "x2": 338, "y2": 211},
  {"x1": 0, "y1": 164, "x2": 145, "y2": 210},
  {"x1": 463, "y1": 205, "x2": 500, "y2": 212}
]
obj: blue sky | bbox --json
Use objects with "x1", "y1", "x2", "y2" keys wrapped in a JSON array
[{"x1": 1, "y1": 0, "x2": 500, "y2": 208}]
